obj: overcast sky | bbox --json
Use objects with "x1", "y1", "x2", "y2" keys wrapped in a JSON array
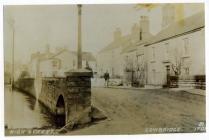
[{"x1": 4, "y1": 4, "x2": 204, "y2": 64}]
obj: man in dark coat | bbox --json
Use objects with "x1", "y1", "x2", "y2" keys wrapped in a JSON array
[{"x1": 104, "y1": 71, "x2": 110, "y2": 87}]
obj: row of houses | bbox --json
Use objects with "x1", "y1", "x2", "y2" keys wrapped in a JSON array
[
  {"x1": 97, "y1": 15, "x2": 152, "y2": 79},
  {"x1": 97, "y1": 4, "x2": 205, "y2": 88}
]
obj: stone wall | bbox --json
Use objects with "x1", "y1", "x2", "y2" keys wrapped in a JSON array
[
  {"x1": 39, "y1": 71, "x2": 92, "y2": 126},
  {"x1": 15, "y1": 78, "x2": 36, "y2": 97},
  {"x1": 39, "y1": 77, "x2": 66, "y2": 114},
  {"x1": 15, "y1": 69, "x2": 92, "y2": 127}
]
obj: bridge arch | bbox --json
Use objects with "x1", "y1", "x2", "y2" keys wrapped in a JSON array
[{"x1": 55, "y1": 94, "x2": 65, "y2": 127}]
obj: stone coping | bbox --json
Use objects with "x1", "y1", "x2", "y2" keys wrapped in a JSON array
[{"x1": 65, "y1": 69, "x2": 93, "y2": 77}]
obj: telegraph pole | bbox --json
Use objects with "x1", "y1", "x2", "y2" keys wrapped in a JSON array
[{"x1": 77, "y1": 4, "x2": 82, "y2": 69}]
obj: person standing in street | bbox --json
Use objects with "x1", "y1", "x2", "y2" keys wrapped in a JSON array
[{"x1": 104, "y1": 71, "x2": 110, "y2": 87}]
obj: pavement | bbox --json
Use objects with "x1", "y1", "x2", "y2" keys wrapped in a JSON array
[
  {"x1": 92, "y1": 78, "x2": 206, "y2": 96},
  {"x1": 170, "y1": 88, "x2": 206, "y2": 96},
  {"x1": 97, "y1": 85, "x2": 206, "y2": 96}
]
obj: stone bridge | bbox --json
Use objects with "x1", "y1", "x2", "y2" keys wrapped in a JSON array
[{"x1": 15, "y1": 70, "x2": 92, "y2": 128}]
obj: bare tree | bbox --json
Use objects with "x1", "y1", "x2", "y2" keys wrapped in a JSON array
[
  {"x1": 124, "y1": 56, "x2": 135, "y2": 86},
  {"x1": 171, "y1": 48, "x2": 183, "y2": 76},
  {"x1": 136, "y1": 57, "x2": 145, "y2": 87}
]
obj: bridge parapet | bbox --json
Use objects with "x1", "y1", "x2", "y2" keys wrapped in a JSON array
[
  {"x1": 15, "y1": 69, "x2": 93, "y2": 128},
  {"x1": 64, "y1": 69, "x2": 92, "y2": 126}
]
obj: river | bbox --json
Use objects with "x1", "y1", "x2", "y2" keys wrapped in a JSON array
[{"x1": 5, "y1": 86, "x2": 56, "y2": 129}]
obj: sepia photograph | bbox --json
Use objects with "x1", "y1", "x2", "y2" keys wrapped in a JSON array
[{"x1": 3, "y1": 2, "x2": 206, "y2": 136}]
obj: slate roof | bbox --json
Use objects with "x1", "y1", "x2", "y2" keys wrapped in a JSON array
[
  {"x1": 121, "y1": 42, "x2": 136, "y2": 54},
  {"x1": 48, "y1": 49, "x2": 96, "y2": 62},
  {"x1": 146, "y1": 11, "x2": 205, "y2": 46},
  {"x1": 121, "y1": 33, "x2": 154, "y2": 54},
  {"x1": 99, "y1": 34, "x2": 132, "y2": 53}
]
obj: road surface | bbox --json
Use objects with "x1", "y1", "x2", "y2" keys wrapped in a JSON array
[{"x1": 69, "y1": 87, "x2": 205, "y2": 135}]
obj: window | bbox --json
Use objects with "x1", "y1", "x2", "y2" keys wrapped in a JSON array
[
  {"x1": 152, "y1": 47, "x2": 155, "y2": 60},
  {"x1": 183, "y1": 38, "x2": 189, "y2": 56},
  {"x1": 52, "y1": 60, "x2": 58, "y2": 68},
  {"x1": 139, "y1": 29, "x2": 142, "y2": 40},
  {"x1": 165, "y1": 43, "x2": 169, "y2": 54},
  {"x1": 73, "y1": 59, "x2": 76, "y2": 68},
  {"x1": 137, "y1": 54, "x2": 144, "y2": 71},
  {"x1": 111, "y1": 51, "x2": 114, "y2": 58},
  {"x1": 52, "y1": 59, "x2": 61, "y2": 69},
  {"x1": 185, "y1": 67, "x2": 189, "y2": 75},
  {"x1": 164, "y1": 43, "x2": 169, "y2": 60},
  {"x1": 152, "y1": 69, "x2": 156, "y2": 84},
  {"x1": 137, "y1": 54, "x2": 144, "y2": 65},
  {"x1": 125, "y1": 56, "x2": 129, "y2": 64}
]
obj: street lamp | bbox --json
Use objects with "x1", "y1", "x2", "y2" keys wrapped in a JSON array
[
  {"x1": 77, "y1": 4, "x2": 82, "y2": 69},
  {"x1": 7, "y1": 18, "x2": 15, "y2": 89}
]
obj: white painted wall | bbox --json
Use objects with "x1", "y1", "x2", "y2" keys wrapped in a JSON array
[
  {"x1": 146, "y1": 28, "x2": 205, "y2": 86},
  {"x1": 97, "y1": 46, "x2": 124, "y2": 78}
]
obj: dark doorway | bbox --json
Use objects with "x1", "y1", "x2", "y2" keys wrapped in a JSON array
[{"x1": 56, "y1": 95, "x2": 65, "y2": 128}]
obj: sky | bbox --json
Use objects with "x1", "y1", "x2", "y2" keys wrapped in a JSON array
[{"x1": 4, "y1": 4, "x2": 204, "y2": 64}]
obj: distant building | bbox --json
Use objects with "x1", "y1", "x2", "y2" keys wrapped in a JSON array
[
  {"x1": 39, "y1": 49, "x2": 76, "y2": 77},
  {"x1": 28, "y1": 45, "x2": 53, "y2": 78},
  {"x1": 97, "y1": 27, "x2": 133, "y2": 78},
  {"x1": 28, "y1": 46, "x2": 96, "y2": 78}
]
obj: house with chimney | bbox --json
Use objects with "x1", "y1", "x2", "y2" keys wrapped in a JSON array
[
  {"x1": 145, "y1": 11, "x2": 205, "y2": 88},
  {"x1": 97, "y1": 27, "x2": 136, "y2": 78},
  {"x1": 125, "y1": 4, "x2": 205, "y2": 88},
  {"x1": 119, "y1": 4, "x2": 205, "y2": 88},
  {"x1": 121, "y1": 16, "x2": 153, "y2": 86},
  {"x1": 28, "y1": 45, "x2": 96, "y2": 78},
  {"x1": 97, "y1": 15, "x2": 153, "y2": 81}
]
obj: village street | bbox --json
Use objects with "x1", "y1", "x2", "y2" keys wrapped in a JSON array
[{"x1": 69, "y1": 87, "x2": 205, "y2": 135}]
